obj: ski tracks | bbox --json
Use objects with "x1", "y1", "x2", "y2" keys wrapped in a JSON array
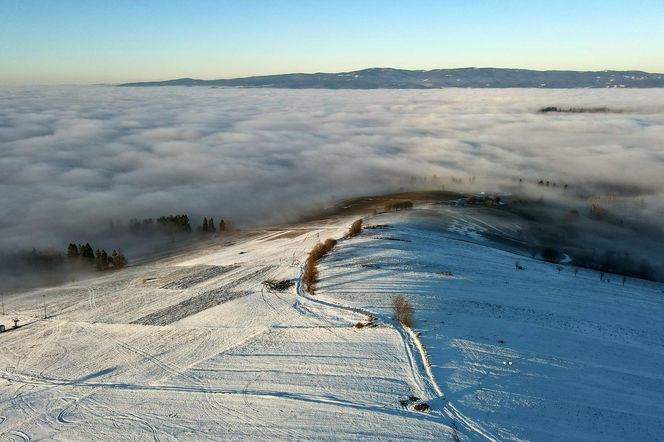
[
  {"x1": 56, "y1": 397, "x2": 79, "y2": 424},
  {"x1": 297, "y1": 230, "x2": 501, "y2": 441}
]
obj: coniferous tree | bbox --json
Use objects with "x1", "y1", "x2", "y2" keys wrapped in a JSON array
[
  {"x1": 67, "y1": 243, "x2": 79, "y2": 259},
  {"x1": 180, "y1": 214, "x2": 191, "y2": 232},
  {"x1": 82, "y1": 243, "x2": 95, "y2": 262},
  {"x1": 101, "y1": 250, "x2": 109, "y2": 270},
  {"x1": 157, "y1": 214, "x2": 192, "y2": 234},
  {"x1": 112, "y1": 249, "x2": 127, "y2": 269},
  {"x1": 95, "y1": 249, "x2": 103, "y2": 271}
]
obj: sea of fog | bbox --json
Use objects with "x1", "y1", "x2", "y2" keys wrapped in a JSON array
[{"x1": 1, "y1": 86, "x2": 663, "y2": 250}]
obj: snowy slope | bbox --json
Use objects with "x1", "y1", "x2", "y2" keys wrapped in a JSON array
[
  {"x1": 0, "y1": 219, "x2": 455, "y2": 441},
  {"x1": 317, "y1": 208, "x2": 664, "y2": 441},
  {"x1": 2, "y1": 206, "x2": 663, "y2": 441}
]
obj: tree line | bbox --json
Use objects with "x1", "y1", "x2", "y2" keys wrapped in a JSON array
[
  {"x1": 127, "y1": 214, "x2": 231, "y2": 236},
  {"x1": 197, "y1": 217, "x2": 229, "y2": 233},
  {"x1": 66, "y1": 243, "x2": 127, "y2": 271}
]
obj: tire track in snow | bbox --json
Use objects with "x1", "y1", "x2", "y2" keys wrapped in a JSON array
[
  {"x1": 88, "y1": 288, "x2": 96, "y2": 310},
  {"x1": 56, "y1": 397, "x2": 79, "y2": 424},
  {"x1": 5, "y1": 321, "x2": 64, "y2": 427},
  {"x1": 101, "y1": 328, "x2": 289, "y2": 439},
  {"x1": 298, "y1": 226, "x2": 500, "y2": 442},
  {"x1": 6, "y1": 430, "x2": 30, "y2": 442},
  {"x1": 83, "y1": 402, "x2": 161, "y2": 442},
  {"x1": 295, "y1": 264, "x2": 436, "y2": 400},
  {"x1": 3, "y1": 370, "x2": 441, "y2": 424},
  {"x1": 113, "y1": 414, "x2": 160, "y2": 442},
  {"x1": 298, "y1": 285, "x2": 436, "y2": 400}
]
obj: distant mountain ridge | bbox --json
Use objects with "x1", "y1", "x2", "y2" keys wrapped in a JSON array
[{"x1": 120, "y1": 67, "x2": 664, "y2": 88}]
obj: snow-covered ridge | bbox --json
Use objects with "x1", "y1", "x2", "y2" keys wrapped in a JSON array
[
  {"x1": 1, "y1": 206, "x2": 663, "y2": 440},
  {"x1": 317, "y1": 208, "x2": 664, "y2": 441}
]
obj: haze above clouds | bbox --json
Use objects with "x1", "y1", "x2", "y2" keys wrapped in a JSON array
[{"x1": 1, "y1": 86, "x2": 663, "y2": 250}]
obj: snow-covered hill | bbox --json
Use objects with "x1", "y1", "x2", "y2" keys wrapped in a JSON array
[
  {"x1": 317, "y1": 207, "x2": 664, "y2": 441},
  {"x1": 1, "y1": 206, "x2": 663, "y2": 441},
  {"x1": 0, "y1": 218, "x2": 455, "y2": 440}
]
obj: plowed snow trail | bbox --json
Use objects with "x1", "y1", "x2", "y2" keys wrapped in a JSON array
[{"x1": 0, "y1": 219, "x2": 456, "y2": 440}]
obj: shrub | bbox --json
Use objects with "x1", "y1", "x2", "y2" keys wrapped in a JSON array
[
  {"x1": 391, "y1": 295, "x2": 414, "y2": 328},
  {"x1": 384, "y1": 200, "x2": 413, "y2": 212},
  {"x1": 347, "y1": 219, "x2": 363, "y2": 238},
  {"x1": 303, "y1": 238, "x2": 337, "y2": 294},
  {"x1": 309, "y1": 243, "x2": 326, "y2": 262},
  {"x1": 309, "y1": 239, "x2": 337, "y2": 262},
  {"x1": 302, "y1": 257, "x2": 319, "y2": 293}
]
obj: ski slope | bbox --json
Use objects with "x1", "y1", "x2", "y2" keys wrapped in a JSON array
[
  {"x1": 1, "y1": 207, "x2": 663, "y2": 441},
  {"x1": 0, "y1": 218, "x2": 455, "y2": 441}
]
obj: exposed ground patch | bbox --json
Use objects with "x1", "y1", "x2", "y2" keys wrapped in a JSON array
[
  {"x1": 160, "y1": 265, "x2": 238, "y2": 289},
  {"x1": 132, "y1": 289, "x2": 251, "y2": 325}
]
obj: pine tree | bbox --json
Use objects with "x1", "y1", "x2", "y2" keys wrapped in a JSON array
[
  {"x1": 67, "y1": 243, "x2": 79, "y2": 259},
  {"x1": 100, "y1": 250, "x2": 109, "y2": 270},
  {"x1": 95, "y1": 249, "x2": 103, "y2": 271},
  {"x1": 112, "y1": 249, "x2": 128, "y2": 269},
  {"x1": 82, "y1": 243, "x2": 95, "y2": 262}
]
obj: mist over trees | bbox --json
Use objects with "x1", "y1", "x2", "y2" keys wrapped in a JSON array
[
  {"x1": 127, "y1": 214, "x2": 231, "y2": 237},
  {"x1": 2, "y1": 212, "x2": 233, "y2": 285},
  {"x1": 3, "y1": 87, "x2": 664, "y2": 256},
  {"x1": 197, "y1": 217, "x2": 228, "y2": 233}
]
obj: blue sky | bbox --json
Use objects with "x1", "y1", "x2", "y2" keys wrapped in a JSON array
[{"x1": 1, "y1": 0, "x2": 663, "y2": 84}]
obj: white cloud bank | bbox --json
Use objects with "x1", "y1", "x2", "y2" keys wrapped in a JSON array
[{"x1": 1, "y1": 86, "x2": 663, "y2": 249}]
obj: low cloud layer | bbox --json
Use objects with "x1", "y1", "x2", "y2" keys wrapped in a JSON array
[{"x1": 1, "y1": 86, "x2": 663, "y2": 251}]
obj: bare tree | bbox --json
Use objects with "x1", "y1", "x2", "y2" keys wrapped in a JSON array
[{"x1": 391, "y1": 295, "x2": 414, "y2": 328}]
